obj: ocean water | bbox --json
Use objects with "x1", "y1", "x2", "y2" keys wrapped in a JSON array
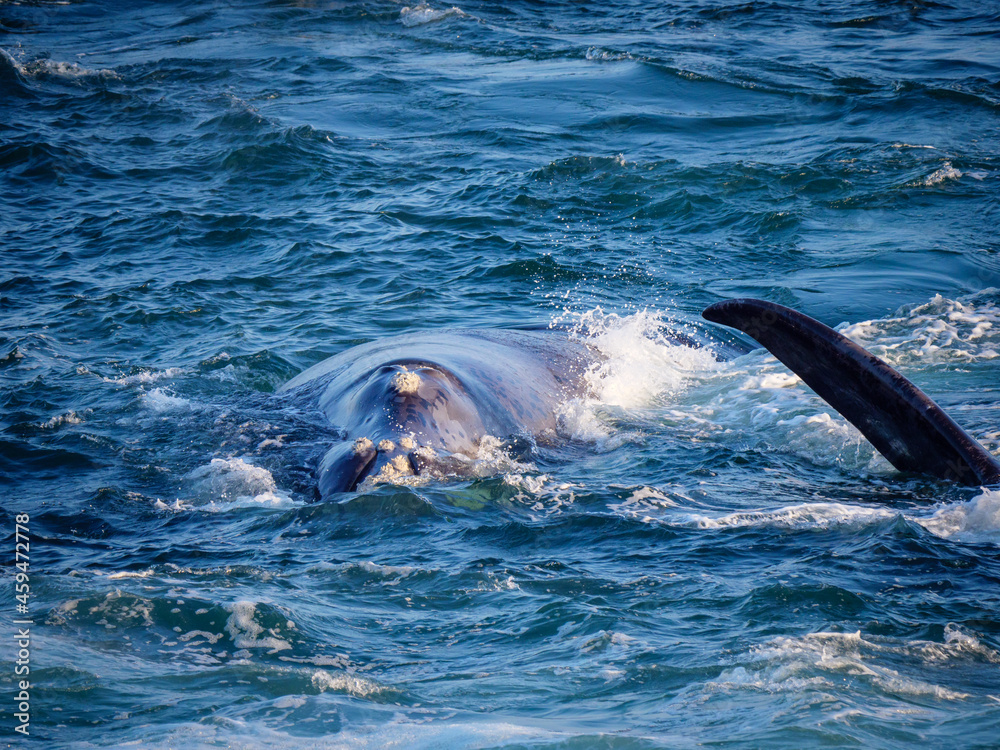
[{"x1": 3, "y1": 0, "x2": 1000, "y2": 747}]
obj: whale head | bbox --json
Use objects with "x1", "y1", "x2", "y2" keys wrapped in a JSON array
[{"x1": 316, "y1": 360, "x2": 490, "y2": 495}]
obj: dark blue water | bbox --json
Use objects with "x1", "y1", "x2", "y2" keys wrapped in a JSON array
[{"x1": 3, "y1": 1, "x2": 1000, "y2": 747}]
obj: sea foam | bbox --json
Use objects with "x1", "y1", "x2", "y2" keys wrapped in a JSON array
[
  {"x1": 176, "y1": 457, "x2": 300, "y2": 510},
  {"x1": 399, "y1": 4, "x2": 465, "y2": 27}
]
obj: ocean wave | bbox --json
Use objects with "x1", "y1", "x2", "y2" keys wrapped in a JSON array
[
  {"x1": 37, "y1": 410, "x2": 85, "y2": 429},
  {"x1": 916, "y1": 488, "x2": 1000, "y2": 544},
  {"x1": 225, "y1": 601, "x2": 293, "y2": 653},
  {"x1": 679, "y1": 501, "x2": 896, "y2": 531},
  {"x1": 213, "y1": 124, "x2": 344, "y2": 184},
  {"x1": 0, "y1": 437, "x2": 96, "y2": 475},
  {"x1": 311, "y1": 668, "x2": 392, "y2": 698},
  {"x1": 584, "y1": 47, "x2": 633, "y2": 62},
  {"x1": 840, "y1": 292, "x2": 1000, "y2": 365},
  {"x1": 0, "y1": 46, "x2": 118, "y2": 85},
  {"x1": 101, "y1": 366, "x2": 186, "y2": 386},
  {"x1": 399, "y1": 4, "x2": 467, "y2": 27},
  {"x1": 0, "y1": 47, "x2": 27, "y2": 91},
  {"x1": 529, "y1": 153, "x2": 636, "y2": 181},
  {"x1": 715, "y1": 629, "x2": 973, "y2": 700},
  {"x1": 166, "y1": 457, "x2": 300, "y2": 511},
  {"x1": 0, "y1": 138, "x2": 109, "y2": 184},
  {"x1": 305, "y1": 560, "x2": 421, "y2": 579},
  {"x1": 617, "y1": 488, "x2": 1000, "y2": 547},
  {"x1": 333, "y1": 487, "x2": 441, "y2": 517},
  {"x1": 920, "y1": 161, "x2": 964, "y2": 187},
  {"x1": 125, "y1": 716, "x2": 566, "y2": 750},
  {"x1": 142, "y1": 387, "x2": 192, "y2": 413}
]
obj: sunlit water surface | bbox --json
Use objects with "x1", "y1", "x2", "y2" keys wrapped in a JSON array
[{"x1": 2, "y1": 1, "x2": 1000, "y2": 747}]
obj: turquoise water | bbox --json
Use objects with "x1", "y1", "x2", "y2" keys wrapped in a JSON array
[{"x1": 3, "y1": 1, "x2": 1000, "y2": 747}]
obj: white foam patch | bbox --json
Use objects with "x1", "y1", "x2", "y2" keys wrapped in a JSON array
[
  {"x1": 915, "y1": 488, "x2": 1000, "y2": 543},
  {"x1": 615, "y1": 488, "x2": 1000, "y2": 547},
  {"x1": 0, "y1": 48, "x2": 118, "y2": 80},
  {"x1": 840, "y1": 293, "x2": 1000, "y2": 365},
  {"x1": 351, "y1": 560, "x2": 417, "y2": 577},
  {"x1": 143, "y1": 387, "x2": 191, "y2": 412},
  {"x1": 551, "y1": 308, "x2": 720, "y2": 448},
  {"x1": 606, "y1": 486, "x2": 682, "y2": 523},
  {"x1": 311, "y1": 669, "x2": 391, "y2": 698},
  {"x1": 841, "y1": 288, "x2": 1000, "y2": 366},
  {"x1": 84, "y1": 590, "x2": 155, "y2": 628},
  {"x1": 470, "y1": 434, "x2": 534, "y2": 476},
  {"x1": 399, "y1": 3, "x2": 465, "y2": 26},
  {"x1": 915, "y1": 623, "x2": 1000, "y2": 664},
  {"x1": 307, "y1": 560, "x2": 419, "y2": 579},
  {"x1": 585, "y1": 47, "x2": 633, "y2": 62},
  {"x1": 154, "y1": 499, "x2": 195, "y2": 512},
  {"x1": 105, "y1": 569, "x2": 155, "y2": 580},
  {"x1": 679, "y1": 501, "x2": 896, "y2": 531},
  {"x1": 256, "y1": 435, "x2": 286, "y2": 450},
  {"x1": 503, "y1": 474, "x2": 579, "y2": 518},
  {"x1": 581, "y1": 630, "x2": 638, "y2": 654},
  {"x1": 437, "y1": 434, "x2": 535, "y2": 481},
  {"x1": 718, "y1": 630, "x2": 972, "y2": 700},
  {"x1": 178, "y1": 630, "x2": 224, "y2": 645},
  {"x1": 922, "y1": 162, "x2": 963, "y2": 186},
  {"x1": 471, "y1": 571, "x2": 521, "y2": 592},
  {"x1": 183, "y1": 458, "x2": 300, "y2": 510},
  {"x1": 39, "y1": 411, "x2": 84, "y2": 428},
  {"x1": 628, "y1": 486, "x2": 678, "y2": 506},
  {"x1": 571, "y1": 308, "x2": 720, "y2": 409},
  {"x1": 710, "y1": 665, "x2": 828, "y2": 693},
  {"x1": 679, "y1": 348, "x2": 884, "y2": 474},
  {"x1": 278, "y1": 654, "x2": 351, "y2": 669},
  {"x1": 128, "y1": 717, "x2": 567, "y2": 749},
  {"x1": 272, "y1": 695, "x2": 307, "y2": 710},
  {"x1": 103, "y1": 366, "x2": 185, "y2": 385},
  {"x1": 503, "y1": 472, "x2": 553, "y2": 495},
  {"x1": 224, "y1": 602, "x2": 292, "y2": 654}
]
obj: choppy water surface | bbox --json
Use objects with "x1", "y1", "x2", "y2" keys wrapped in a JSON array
[{"x1": 3, "y1": 1, "x2": 1000, "y2": 747}]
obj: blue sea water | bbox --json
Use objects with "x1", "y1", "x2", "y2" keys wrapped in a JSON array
[{"x1": 3, "y1": 0, "x2": 1000, "y2": 746}]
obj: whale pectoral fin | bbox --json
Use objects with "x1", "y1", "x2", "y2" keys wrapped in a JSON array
[
  {"x1": 317, "y1": 439, "x2": 378, "y2": 498},
  {"x1": 703, "y1": 298, "x2": 1000, "y2": 487}
]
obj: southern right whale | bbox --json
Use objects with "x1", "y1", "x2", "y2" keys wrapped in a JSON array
[
  {"x1": 280, "y1": 298, "x2": 1000, "y2": 497},
  {"x1": 279, "y1": 328, "x2": 593, "y2": 498}
]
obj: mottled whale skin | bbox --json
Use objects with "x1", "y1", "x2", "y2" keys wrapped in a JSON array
[{"x1": 279, "y1": 329, "x2": 592, "y2": 497}]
